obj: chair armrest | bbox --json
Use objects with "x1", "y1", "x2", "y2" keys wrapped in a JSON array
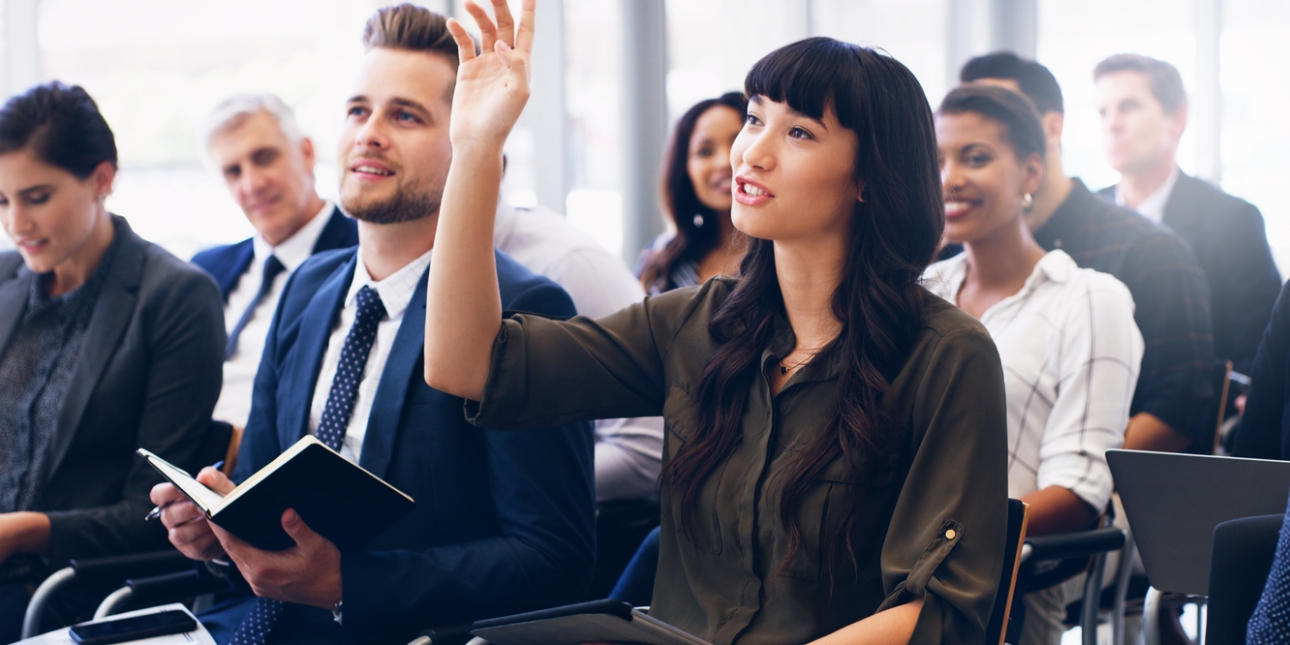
[
  {"x1": 415, "y1": 622, "x2": 476, "y2": 645},
  {"x1": 125, "y1": 570, "x2": 229, "y2": 606},
  {"x1": 67, "y1": 549, "x2": 193, "y2": 584},
  {"x1": 1024, "y1": 527, "x2": 1126, "y2": 563}
]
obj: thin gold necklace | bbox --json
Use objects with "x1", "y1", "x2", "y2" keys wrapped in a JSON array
[{"x1": 778, "y1": 347, "x2": 827, "y2": 375}]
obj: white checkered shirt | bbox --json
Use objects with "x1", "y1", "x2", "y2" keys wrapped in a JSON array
[{"x1": 924, "y1": 250, "x2": 1144, "y2": 511}]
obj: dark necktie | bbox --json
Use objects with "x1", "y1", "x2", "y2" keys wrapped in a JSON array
[
  {"x1": 229, "y1": 285, "x2": 386, "y2": 645},
  {"x1": 225, "y1": 255, "x2": 286, "y2": 360}
]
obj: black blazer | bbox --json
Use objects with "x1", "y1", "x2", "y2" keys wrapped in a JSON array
[
  {"x1": 1100, "y1": 172, "x2": 1281, "y2": 372},
  {"x1": 217, "y1": 247, "x2": 596, "y2": 643},
  {"x1": 190, "y1": 206, "x2": 358, "y2": 301},
  {"x1": 0, "y1": 216, "x2": 225, "y2": 564}
]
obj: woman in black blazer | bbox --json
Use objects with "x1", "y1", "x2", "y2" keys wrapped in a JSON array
[{"x1": 0, "y1": 82, "x2": 224, "y2": 636}]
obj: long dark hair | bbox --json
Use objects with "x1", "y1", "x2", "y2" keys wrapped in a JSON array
[
  {"x1": 640, "y1": 92, "x2": 747, "y2": 292},
  {"x1": 660, "y1": 38, "x2": 944, "y2": 578},
  {"x1": 0, "y1": 82, "x2": 118, "y2": 179}
]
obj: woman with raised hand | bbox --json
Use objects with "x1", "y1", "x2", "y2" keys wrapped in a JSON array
[
  {"x1": 0, "y1": 82, "x2": 224, "y2": 636},
  {"x1": 638, "y1": 92, "x2": 747, "y2": 294},
  {"x1": 925, "y1": 84, "x2": 1143, "y2": 645},
  {"x1": 426, "y1": 1, "x2": 1008, "y2": 643}
]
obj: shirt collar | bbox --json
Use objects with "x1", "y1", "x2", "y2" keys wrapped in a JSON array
[
  {"x1": 251, "y1": 201, "x2": 335, "y2": 272},
  {"x1": 1114, "y1": 166, "x2": 1179, "y2": 224},
  {"x1": 345, "y1": 246, "x2": 434, "y2": 321}
]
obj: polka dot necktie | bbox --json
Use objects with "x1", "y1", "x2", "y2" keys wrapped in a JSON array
[
  {"x1": 226, "y1": 255, "x2": 286, "y2": 360},
  {"x1": 229, "y1": 285, "x2": 387, "y2": 645}
]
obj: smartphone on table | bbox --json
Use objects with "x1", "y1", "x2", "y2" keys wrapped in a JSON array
[{"x1": 68, "y1": 609, "x2": 197, "y2": 645}]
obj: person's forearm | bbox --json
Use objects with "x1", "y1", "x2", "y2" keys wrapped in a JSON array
[
  {"x1": 809, "y1": 598, "x2": 923, "y2": 645},
  {"x1": 424, "y1": 142, "x2": 505, "y2": 400},
  {"x1": 1122, "y1": 412, "x2": 1192, "y2": 452},
  {"x1": 1019, "y1": 486, "x2": 1099, "y2": 536},
  {"x1": 0, "y1": 512, "x2": 52, "y2": 559}
]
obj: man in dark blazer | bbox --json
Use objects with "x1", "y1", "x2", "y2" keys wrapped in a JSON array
[
  {"x1": 150, "y1": 7, "x2": 595, "y2": 643},
  {"x1": 191, "y1": 93, "x2": 358, "y2": 433},
  {"x1": 0, "y1": 216, "x2": 224, "y2": 637},
  {"x1": 1094, "y1": 53, "x2": 1281, "y2": 374}
]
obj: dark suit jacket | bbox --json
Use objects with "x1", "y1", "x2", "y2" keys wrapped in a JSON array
[
  {"x1": 221, "y1": 247, "x2": 595, "y2": 643},
  {"x1": 190, "y1": 206, "x2": 358, "y2": 301},
  {"x1": 1233, "y1": 280, "x2": 1290, "y2": 460},
  {"x1": 1099, "y1": 172, "x2": 1281, "y2": 373},
  {"x1": 0, "y1": 216, "x2": 225, "y2": 564}
]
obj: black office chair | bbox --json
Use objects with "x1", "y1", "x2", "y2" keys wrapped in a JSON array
[{"x1": 1205, "y1": 513, "x2": 1283, "y2": 645}]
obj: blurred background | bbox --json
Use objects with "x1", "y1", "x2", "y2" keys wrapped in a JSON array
[{"x1": 1, "y1": 0, "x2": 1287, "y2": 274}]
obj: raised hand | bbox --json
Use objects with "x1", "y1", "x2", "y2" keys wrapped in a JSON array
[{"x1": 446, "y1": 0, "x2": 536, "y2": 149}]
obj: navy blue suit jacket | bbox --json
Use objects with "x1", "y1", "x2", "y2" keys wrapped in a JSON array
[
  {"x1": 190, "y1": 206, "x2": 359, "y2": 301},
  {"x1": 1100, "y1": 173, "x2": 1281, "y2": 373},
  {"x1": 1233, "y1": 280, "x2": 1290, "y2": 461},
  {"x1": 220, "y1": 247, "x2": 595, "y2": 643}
]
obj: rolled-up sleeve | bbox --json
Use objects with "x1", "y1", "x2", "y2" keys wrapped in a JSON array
[
  {"x1": 880, "y1": 327, "x2": 1009, "y2": 645},
  {"x1": 468, "y1": 283, "x2": 714, "y2": 431}
]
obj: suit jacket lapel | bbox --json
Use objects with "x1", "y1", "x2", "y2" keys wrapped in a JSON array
[
  {"x1": 313, "y1": 207, "x2": 358, "y2": 255},
  {"x1": 358, "y1": 268, "x2": 429, "y2": 479},
  {"x1": 0, "y1": 260, "x2": 31, "y2": 356},
  {"x1": 1161, "y1": 170, "x2": 1198, "y2": 234},
  {"x1": 218, "y1": 242, "x2": 255, "y2": 301},
  {"x1": 280, "y1": 255, "x2": 356, "y2": 449},
  {"x1": 47, "y1": 219, "x2": 145, "y2": 480}
]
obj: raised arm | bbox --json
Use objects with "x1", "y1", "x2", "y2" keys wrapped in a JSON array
[{"x1": 424, "y1": 0, "x2": 535, "y2": 399}]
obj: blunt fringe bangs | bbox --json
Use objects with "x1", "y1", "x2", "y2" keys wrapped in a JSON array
[{"x1": 664, "y1": 37, "x2": 945, "y2": 588}]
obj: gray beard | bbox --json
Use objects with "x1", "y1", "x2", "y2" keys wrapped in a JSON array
[{"x1": 342, "y1": 187, "x2": 440, "y2": 225}]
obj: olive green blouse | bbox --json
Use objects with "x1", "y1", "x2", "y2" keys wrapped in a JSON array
[{"x1": 468, "y1": 278, "x2": 1008, "y2": 645}]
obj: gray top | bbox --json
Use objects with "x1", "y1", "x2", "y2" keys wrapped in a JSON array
[{"x1": 0, "y1": 233, "x2": 118, "y2": 512}]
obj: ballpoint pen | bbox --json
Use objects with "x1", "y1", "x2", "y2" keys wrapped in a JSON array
[{"x1": 144, "y1": 460, "x2": 224, "y2": 521}]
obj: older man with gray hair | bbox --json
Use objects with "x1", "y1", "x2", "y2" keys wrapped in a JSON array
[{"x1": 192, "y1": 93, "x2": 358, "y2": 433}]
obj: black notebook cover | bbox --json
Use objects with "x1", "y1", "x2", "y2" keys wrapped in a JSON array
[{"x1": 140, "y1": 437, "x2": 415, "y2": 551}]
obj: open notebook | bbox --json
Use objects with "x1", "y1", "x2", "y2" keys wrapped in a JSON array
[{"x1": 139, "y1": 436, "x2": 415, "y2": 551}]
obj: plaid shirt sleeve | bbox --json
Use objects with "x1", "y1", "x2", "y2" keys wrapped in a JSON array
[{"x1": 1117, "y1": 229, "x2": 1217, "y2": 446}]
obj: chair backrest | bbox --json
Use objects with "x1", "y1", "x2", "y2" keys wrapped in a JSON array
[
  {"x1": 986, "y1": 499, "x2": 1030, "y2": 645},
  {"x1": 1212, "y1": 360, "x2": 1233, "y2": 455},
  {"x1": 1206, "y1": 513, "x2": 1284, "y2": 645}
]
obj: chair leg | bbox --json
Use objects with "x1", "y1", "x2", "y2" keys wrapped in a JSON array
[
  {"x1": 1083, "y1": 551, "x2": 1109, "y2": 645},
  {"x1": 1143, "y1": 587, "x2": 1164, "y2": 645},
  {"x1": 1112, "y1": 533, "x2": 1137, "y2": 645},
  {"x1": 21, "y1": 567, "x2": 76, "y2": 640}
]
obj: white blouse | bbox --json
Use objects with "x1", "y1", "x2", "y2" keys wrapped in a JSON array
[{"x1": 924, "y1": 250, "x2": 1144, "y2": 511}]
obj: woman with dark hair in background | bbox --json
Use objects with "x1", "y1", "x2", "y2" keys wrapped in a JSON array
[
  {"x1": 924, "y1": 84, "x2": 1142, "y2": 645},
  {"x1": 0, "y1": 82, "x2": 224, "y2": 636},
  {"x1": 638, "y1": 92, "x2": 747, "y2": 294},
  {"x1": 424, "y1": 2, "x2": 1009, "y2": 643}
]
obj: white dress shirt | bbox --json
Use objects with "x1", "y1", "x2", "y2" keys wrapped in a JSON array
[
  {"x1": 1114, "y1": 165, "x2": 1179, "y2": 224},
  {"x1": 307, "y1": 247, "x2": 434, "y2": 464},
  {"x1": 493, "y1": 201, "x2": 664, "y2": 502},
  {"x1": 924, "y1": 250, "x2": 1144, "y2": 511},
  {"x1": 213, "y1": 201, "x2": 335, "y2": 428}
]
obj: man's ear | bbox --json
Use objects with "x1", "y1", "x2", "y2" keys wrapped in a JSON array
[
  {"x1": 1041, "y1": 112, "x2": 1065, "y2": 148},
  {"x1": 300, "y1": 137, "x2": 316, "y2": 168},
  {"x1": 1169, "y1": 101, "x2": 1188, "y2": 142}
]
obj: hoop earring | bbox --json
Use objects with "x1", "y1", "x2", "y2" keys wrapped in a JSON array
[{"x1": 1021, "y1": 193, "x2": 1034, "y2": 210}]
